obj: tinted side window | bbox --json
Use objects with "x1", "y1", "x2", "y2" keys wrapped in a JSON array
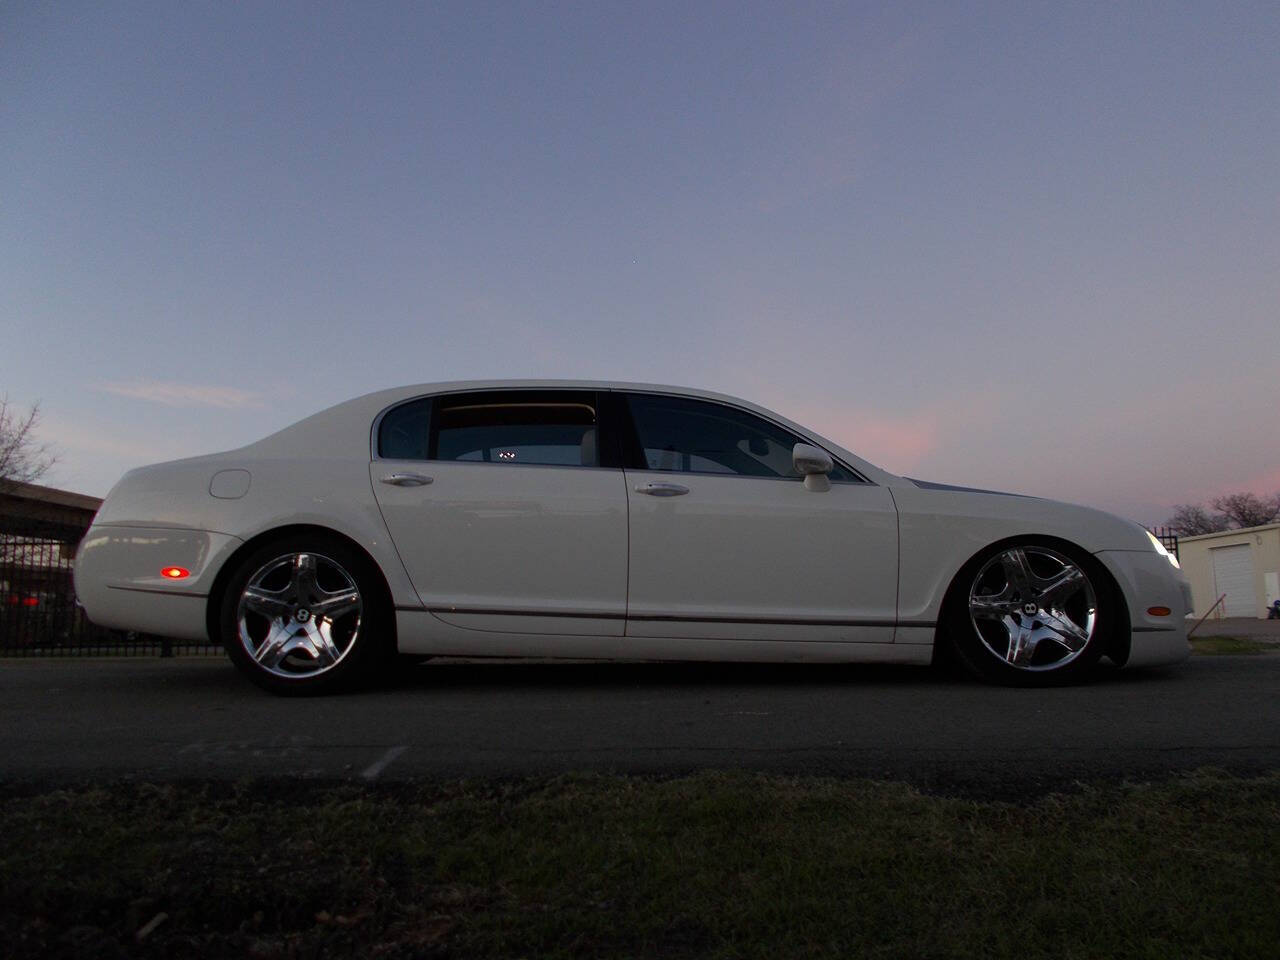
[
  {"x1": 624, "y1": 394, "x2": 856, "y2": 481},
  {"x1": 430, "y1": 391, "x2": 599, "y2": 467},
  {"x1": 378, "y1": 398, "x2": 432, "y2": 460}
]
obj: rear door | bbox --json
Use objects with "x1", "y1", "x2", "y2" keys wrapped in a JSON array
[{"x1": 371, "y1": 389, "x2": 628, "y2": 636}]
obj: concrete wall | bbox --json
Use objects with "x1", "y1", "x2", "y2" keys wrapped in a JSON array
[{"x1": 1178, "y1": 523, "x2": 1280, "y2": 619}]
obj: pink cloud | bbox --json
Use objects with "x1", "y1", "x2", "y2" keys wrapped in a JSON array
[
  {"x1": 770, "y1": 389, "x2": 1005, "y2": 474},
  {"x1": 835, "y1": 414, "x2": 939, "y2": 469},
  {"x1": 1241, "y1": 466, "x2": 1280, "y2": 496},
  {"x1": 784, "y1": 406, "x2": 940, "y2": 471},
  {"x1": 100, "y1": 379, "x2": 264, "y2": 409},
  {"x1": 1146, "y1": 465, "x2": 1280, "y2": 511}
]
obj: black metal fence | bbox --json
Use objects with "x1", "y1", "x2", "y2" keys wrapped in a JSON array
[
  {"x1": 1148, "y1": 525, "x2": 1180, "y2": 561},
  {"x1": 0, "y1": 524, "x2": 221, "y2": 657}
]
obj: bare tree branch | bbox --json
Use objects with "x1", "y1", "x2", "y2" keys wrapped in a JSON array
[
  {"x1": 1167, "y1": 503, "x2": 1229, "y2": 536},
  {"x1": 0, "y1": 396, "x2": 56, "y2": 495},
  {"x1": 1210, "y1": 492, "x2": 1280, "y2": 529}
]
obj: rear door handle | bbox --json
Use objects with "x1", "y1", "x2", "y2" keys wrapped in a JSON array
[
  {"x1": 634, "y1": 481, "x2": 689, "y2": 497},
  {"x1": 380, "y1": 472, "x2": 433, "y2": 487}
]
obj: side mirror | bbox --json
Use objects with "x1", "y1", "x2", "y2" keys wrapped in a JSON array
[{"x1": 792, "y1": 443, "x2": 833, "y2": 492}]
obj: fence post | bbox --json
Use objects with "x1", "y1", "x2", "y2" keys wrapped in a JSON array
[{"x1": 160, "y1": 636, "x2": 173, "y2": 658}]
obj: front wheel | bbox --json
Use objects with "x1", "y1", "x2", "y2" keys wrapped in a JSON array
[
  {"x1": 945, "y1": 542, "x2": 1114, "y2": 685},
  {"x1": 219, "y1": 535, "x2": 391, "y2": 695}
]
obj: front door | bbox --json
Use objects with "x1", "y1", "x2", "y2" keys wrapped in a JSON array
[{"x1": 619, "y1": 392, "x2": 899, "y2": 643}]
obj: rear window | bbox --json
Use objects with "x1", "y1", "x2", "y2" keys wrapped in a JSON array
[
  {"x1": 377, "y1": 398, "x2": 432, "y2": 460},
  {"x1": 381, "y1": 391, "x2": 599, "y2": 467}
]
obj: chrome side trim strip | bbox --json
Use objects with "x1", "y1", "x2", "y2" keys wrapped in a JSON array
[
  {"x1": 409, "y1": 606, "x2": 623, "y2": 620},
  {"x1": 630, "y1": 613, "x2": 908, "y2": 627},
  {"x1": 105, "y1": 585, "x2": 209, "y2": 599},
  {"x1": 395, "y1": 605, "x2": 930, "y2": 629}
]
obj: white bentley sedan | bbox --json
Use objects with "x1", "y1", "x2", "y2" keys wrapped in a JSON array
[{"x1": 75, "y1": 381, "x2": 1191, "y2": 693}]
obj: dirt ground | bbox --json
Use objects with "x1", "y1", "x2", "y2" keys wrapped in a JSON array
[{"x1": 1189, "y1": 616, "x2": 1280, "y2": 641}]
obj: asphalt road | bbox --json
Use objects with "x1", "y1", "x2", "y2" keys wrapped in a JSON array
[{"x1": 1, "y1": 654, "x2": 1277, "y2": 791}]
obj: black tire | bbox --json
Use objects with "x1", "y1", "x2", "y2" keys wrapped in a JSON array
[
  {"x1": 943, "y1": 539, "x2": 1116, "y2": 686},
  {"x1": 218, "y1": 533, "x2": 392, "y2": 695}
]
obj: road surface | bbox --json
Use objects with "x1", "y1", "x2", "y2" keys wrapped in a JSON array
[{"x1": 1, "y1": 655, "x2": 1276, "y2": 792}]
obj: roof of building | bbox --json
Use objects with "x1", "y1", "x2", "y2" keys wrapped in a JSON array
[
  {"x1": 1178, "y1": 522, "x2": 1280, "y2": 543},
  {"x1": 0, "y1": 480, "x2": 103, "y2": 541}
]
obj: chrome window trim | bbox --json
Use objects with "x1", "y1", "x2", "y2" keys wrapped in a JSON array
[
  {"x1": 369, "y1": 386, "x2": 872, "y2": 484},
  {"x1": 617, "y1": 390, "x2": 872, "y2": 485},
  {"x1": 370, "y1": 387, "x2": 602, "y2": 465},
  {"x1": 378, "y1": 459, "x2": 623, "y2": 474}
]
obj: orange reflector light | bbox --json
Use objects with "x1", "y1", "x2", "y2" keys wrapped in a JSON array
[
  {"x1": 161, "y1": 567, "x2": 190, "y2": 580},
  {"x1": 1147, "y1": 606, "x2": 1171, "y2": 617}
]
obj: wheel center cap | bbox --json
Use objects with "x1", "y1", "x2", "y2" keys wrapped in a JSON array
[
  {"x1": 1022, "y1": 602, "x2": 1039, "y2": 616},
  {"x1": 295, "y1": 608, "x2": 311, "y2": 623}
]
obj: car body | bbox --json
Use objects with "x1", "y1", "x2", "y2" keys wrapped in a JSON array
[{"x1": 74, "y1": 380, "x2": 1191, "y2": 692}]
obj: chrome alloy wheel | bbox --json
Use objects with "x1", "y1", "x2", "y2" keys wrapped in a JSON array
[
  {"x1": 967, "y1": 546, "x2": 1097, "y2": 672},
  {"x1": 236, "y1": 552, "x2": 363, "y2": 679}
]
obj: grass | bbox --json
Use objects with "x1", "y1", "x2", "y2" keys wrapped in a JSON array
[
  {"x1": 1, "y1": 771, "x2": 1278, "y2": 959},
  {"x1": 1189, "y1": 635, "x2": 1273, "y2": 655}
]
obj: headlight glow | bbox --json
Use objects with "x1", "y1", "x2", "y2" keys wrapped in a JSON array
[{"x1": 1145, "y1": 530, "x2": 1180, "y2": 569}]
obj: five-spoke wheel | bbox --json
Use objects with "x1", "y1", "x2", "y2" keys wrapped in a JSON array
[
  {"x1": 948, "y1": 541, "x2": 1111, "y2": 684},
  {"x1": 220, "y1": 535, "x2": 388, "y2": 693},
  {"x1": 237, "y1": 552, "x2": 363, "y2": 679}
]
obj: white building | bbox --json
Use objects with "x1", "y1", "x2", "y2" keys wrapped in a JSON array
[{"x1": 1176, "y1": 523, "x2": 1280, "y2": 619}]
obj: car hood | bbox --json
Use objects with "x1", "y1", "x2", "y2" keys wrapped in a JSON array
[{"x1": 891, "y1": 478, "x2": 1153, "y2": 554}]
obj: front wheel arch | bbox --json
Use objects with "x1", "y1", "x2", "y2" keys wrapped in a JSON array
[
  {"x1": 205, "y1": 524, "x2": 397, "y2": 653},
  {"x1": 934, "y1": 534, "x2": 1129, "y2": 682}
]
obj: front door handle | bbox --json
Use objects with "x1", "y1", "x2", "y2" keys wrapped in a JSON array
[
  {"x1": 380, "y1": 472, "x2": 433, "y2": 487},
  {"x1": 634, "y1": 481, "x2": 689, "y2": 497}
]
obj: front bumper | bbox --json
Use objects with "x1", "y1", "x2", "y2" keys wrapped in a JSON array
[{"x1": 1094, "y1": 549, "x2": 1192, "y2": 668}]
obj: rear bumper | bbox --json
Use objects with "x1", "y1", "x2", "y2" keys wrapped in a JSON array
[
  {"x1": 74, "y1": 525, "x2": 241, "y2": 641},
  {"x1": 1095, "y1": 549, "x2": 1191, "y2": 668}
]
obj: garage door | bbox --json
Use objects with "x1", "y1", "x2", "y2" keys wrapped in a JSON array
[{"x1": 1211, "y1": 544, "x2": 1255, "y2": 617}]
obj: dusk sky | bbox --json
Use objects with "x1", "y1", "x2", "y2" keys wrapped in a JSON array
[{"x1": 3, "y1": 2, "x2": 1277, "y2": 525}]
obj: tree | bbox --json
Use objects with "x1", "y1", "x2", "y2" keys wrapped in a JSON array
[
  {"x1": 1211, "y1": 492, "x2": 1280, "y2": 530},
  {"x1": 0, "y1": 396, "x2": 55, "y2": 495},
  {"x1": 1167, "y1": 491, "x2": 1280, "y2": 534},
  {"x1": 1168, "y1": 503, "x2": 1229, "y2": 536}
]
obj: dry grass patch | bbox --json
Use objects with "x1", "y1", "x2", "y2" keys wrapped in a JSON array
[{"x1": 1, "y1": 771, "x2": 1277, "y2": 958}]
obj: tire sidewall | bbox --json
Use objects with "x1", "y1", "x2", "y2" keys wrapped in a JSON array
[
  {"x1": 944, "y1": 539, "x2": 1113, "y2": 686},
  {"x1": 219, "y1": 534, "x2": 390, "y2": 695}
]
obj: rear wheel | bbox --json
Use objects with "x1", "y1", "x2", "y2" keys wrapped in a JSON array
[
  {"x1": 219, "y1": 535, "x2": 390, "y2": 694},
  {"x1": 946, "y1": 541, "x2": 1113, "y2": 685}
]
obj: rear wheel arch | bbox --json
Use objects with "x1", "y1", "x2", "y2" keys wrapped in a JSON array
[{"x1": 205, "y1": 524, "x2": 397, "y2": 651}]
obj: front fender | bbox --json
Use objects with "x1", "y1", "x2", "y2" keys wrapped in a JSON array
[{"x1": 891, "y1": 483, "x2": 1152, "y2": 623}]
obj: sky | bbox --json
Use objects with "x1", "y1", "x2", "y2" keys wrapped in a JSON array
[{"x1": 2, "y1": 1, "x2": 1277, "y2": 525}]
